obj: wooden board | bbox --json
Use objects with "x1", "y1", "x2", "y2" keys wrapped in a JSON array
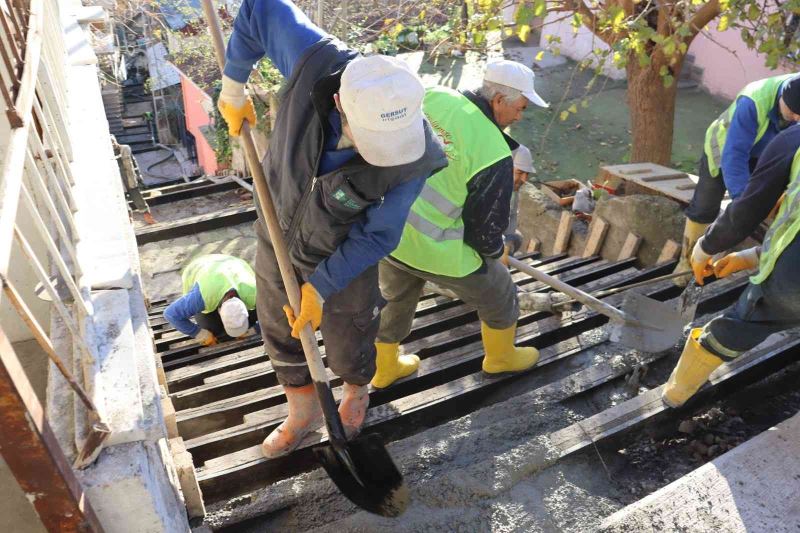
[
  {"x1": 657, "y1": 239, "x2": 681, "y2": 264},
  {"x1": 583, "y1": 217, "x2": 609, "y2": 258},
  {"x1": 553, "y1": 211, "x2": 575, "y2": 254},
  {"x1": 617, "y1": 233, "x2": 642, "y2": 261},
  {"x1": 135, "y1": 205, "x2": 257, "y2": 244}
]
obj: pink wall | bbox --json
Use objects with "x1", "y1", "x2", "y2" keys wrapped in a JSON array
[
  {"x1": 540, "y1": 15, "x2": 792, "y2": 100},
  {"x1": 689, "y1": 21, "x2": 791, "y2": 100},
  {"x1": 179, "y1": 73, "x2": 218, "y2": 175}
]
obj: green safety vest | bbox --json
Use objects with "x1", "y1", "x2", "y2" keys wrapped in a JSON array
[
  {"x1": 391, "y1": 87, "x2": 510, "y2": 277},
  {"x1": 750, "y1": 147, "x2": 800, "y2": 285},
  {"x1": 181, "y1": 254, "x2": 257, "y2": 313},
  {"x1": 704, "y1": 74, "x2": 793, "y2": 177}
]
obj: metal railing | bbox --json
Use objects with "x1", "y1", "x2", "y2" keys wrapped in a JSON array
[{"x1": 0, "y1": 0, "x2": 106, "y2": 528}]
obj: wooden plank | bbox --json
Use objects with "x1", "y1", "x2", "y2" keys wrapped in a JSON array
[
  {"x1": 639, "y1": 172, "x2": 689, "y2": 182},
  {"x1": 617, "y1": 233, "x2": 642, "y2": 261},
  {"x1": 135, "y1": 205, "x2": 257, "y2": 245},
  {"x1": 582, "y1": 217, "x2": 609, "y2": 258},
  {"x1": 525, "y1": 238, "x2": 540, "y2": 254},
  {"x1": 675, "y1": 183, "x2": 697, "y2": 191},
  {"x1": 552, "y1": 211, "x2": 575, "y2": 254},
  {"x1": 168, "y1": 438, "x2": 206, "y2": 519},
  {"x1": 657, "y1": 239, "x2": 681, "y2": 264}
]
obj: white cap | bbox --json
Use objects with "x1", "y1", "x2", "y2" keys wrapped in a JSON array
[
  {"x1": 219, "y1": 297, "x2": 249, "y2": 338},
  {"x1": 484, "y1": 60, "x2": 549, "y2": 108},
  {"x1": 339, "y1": 55, "x2": 426, "y2": 167},
  {"x1": 513, "y1": 144, "x2": 535, "y2": 173}
]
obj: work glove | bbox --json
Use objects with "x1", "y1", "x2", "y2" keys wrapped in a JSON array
[
  {"x1": 283, "y1": 283, "x2": 324, "y2": 339},
  {"x1": 196, "y1": 329, "x2": 217, "y2": 347},
  {"x1": 713, "y1": 247, "x2": 760, "y2": 279},
  {"x1": 217, "y1": 75, "x2": 257, "y2": 137},
  {"x1": 690, "y1": 237, "x2": 714, "y2": 285}
]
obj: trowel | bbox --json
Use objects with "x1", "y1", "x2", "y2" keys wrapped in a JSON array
[{"x1": 508, "y1": 257, "x2": 685, "y2": 352}]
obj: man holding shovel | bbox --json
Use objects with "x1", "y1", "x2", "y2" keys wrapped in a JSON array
[
  {"x1": 218, "y1": 0, "x2": 447, "y2": 457},
  {"x1": 371, "y1": 61, "x2": 550, "y2": 389},
  {"x1": 663, "y1": 124, "x2": 800, "y2": 407}
]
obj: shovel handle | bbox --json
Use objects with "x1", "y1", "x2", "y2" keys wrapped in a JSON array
[
  {"x1": 508, "y1": 257, "x2": 633, "y2": 324},
  {"x1": 201, "y1": 0, "x2": 346, "y2": 442}
]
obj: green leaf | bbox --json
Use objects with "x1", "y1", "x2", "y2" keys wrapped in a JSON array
[
  {"x1": 659, "y1": 65, "x2": 668, "y2": 76},
  {"x1": 568, "y1": 103, "x2": 578, "y2": 113},
  {"x1": 533, "y1": 0, "x2": 547, "y2": 17},
  {"x1": 663, "y1": 40, "x2": 676, "y2": 56},
  {"x1": 747, "y1": 4, "x2": 759, "y2": 20},
  {"x1": 663, "y1": 74, "x2": 675, "y2": 88},
  {"x1": 637, "y1": 53, "x2": 651, "y2": 67},
  {"x1": 535, "y1": 50, "x2": 545, "y2": 61},
  {"x1": 717, "y1": 15, "x2": 730, "y2": 32},
  {"x1": 581, "y1": 99, "x2": 589, "y2": 108},
  {"x1": 560, "y1": 110, "x2": 570, "y2": 121},
  {"x1": 572, "y1": 13, "x2": 583, "y2": 33}
]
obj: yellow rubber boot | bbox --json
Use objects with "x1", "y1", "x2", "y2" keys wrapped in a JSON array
[
  {"x1": 261, "y1": 384, "x2": 323, "y2": 458},
  {"x1": 672, "y1": 220, "x2": 710, "y2": 287},
  {"x1": 480, "y1": 322, "x2": 540, "y2": 375},
  {"x1": 339, "y1": 383, "x2": 369, "y2": 439},
  {"x1": 370, "y1": 342, "x2": 420, "y2": 389},
  {"x1": 662, "y1": 328, "x2": 724, "y2": 408}
]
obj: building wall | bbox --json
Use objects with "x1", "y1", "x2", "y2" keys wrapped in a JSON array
[
  {"x1": 539, "y1": 14, "x2": 791, "y2": 99},
  {"x1": 179, "y1": 73, "x2": 218, "y2": 175}
]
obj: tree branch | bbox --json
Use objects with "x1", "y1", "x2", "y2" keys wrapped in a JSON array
[
  {"x1": 570, "y1": 0, "x2": 618, "y2": 45},
  {"x1": 684, "y1": 0, "x2": 721, "y2": 44}
]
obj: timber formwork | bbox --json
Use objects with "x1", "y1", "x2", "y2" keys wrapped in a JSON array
[{"x1": 144, "y1": 250, "x2": 795, "y2": 508}]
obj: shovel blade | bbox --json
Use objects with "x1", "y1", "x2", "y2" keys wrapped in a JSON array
[
  {"x1": 313, "y1": 432, "x2": 409, "y2": 517},
  {"x1": 609, "y1": 291, "x2": 685, "y2": 352}
]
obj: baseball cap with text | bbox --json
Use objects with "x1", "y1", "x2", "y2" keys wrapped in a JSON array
[
  {"x1": 484, "y1": 60, "x2": 549, "y2": 108},
  {"x1": 339, "y1": 55, "x2": 426, "y2": 167}
]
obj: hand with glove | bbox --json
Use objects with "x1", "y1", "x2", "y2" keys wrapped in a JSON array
[
  {"x1": 217, "y1": 75, "x2": 257, "y2": 136},
  {"x1": 196, "y1": 329, "x2": 218, "y2": 347},
  {"x1": 283, "y1": 283, "x2": 324, "y2": 339},
  {"x1": 690, "y1": 237, "x2": 715, "y2": 285},
  {"x1": 713, "y1": 247, "x2": 760, "y2": 278}
]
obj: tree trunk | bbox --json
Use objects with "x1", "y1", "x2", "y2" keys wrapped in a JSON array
[{"x1": 626, "y1": 59, "x2": 681, "y2": 166}]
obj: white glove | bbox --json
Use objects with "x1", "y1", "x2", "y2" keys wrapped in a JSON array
[{"x1": 195, "y1": 329, "x2": 217, "y2": 347}]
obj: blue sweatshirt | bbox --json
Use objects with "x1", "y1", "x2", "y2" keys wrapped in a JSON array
[
  {"x1": 164, "y1": 283, "x2": 205, "y2": 337},
  {"x1": 720, "y1": 82, "x2": 788, "y2": 199},
  {"x1": 224, "y1": 0, "x2": 427, "y2": 299}
]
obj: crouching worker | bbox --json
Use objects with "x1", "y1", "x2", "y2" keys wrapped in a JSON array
[
  {"x1": 164, "y1": 254, "x2": 258, "y2": 347},
  {"x1": 663, "y1": 125, "x2": 800, "y2": 407}
]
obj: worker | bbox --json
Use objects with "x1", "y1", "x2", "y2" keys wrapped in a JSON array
[
  {"x1": 164, "y1": 254, "x2": 258, "y2": 347},
  {"x1": 111, "y1": 135, "x2": 155, "y2": 225},
  {"x1": 673, "y1": 73, "x2": 800, "y2": 285},
  {"x1": 505, "y1": 144, "x2": 535, "y2": 257},
  {"x1": 371, "y1": 60, "x2": 550, "y2": 390},
  {"x1": 218, "y1": 0, "x2": 447, "y2": 457},
  {"x1": 662, "y1": 124, "x2": 800, "y2": 407}
]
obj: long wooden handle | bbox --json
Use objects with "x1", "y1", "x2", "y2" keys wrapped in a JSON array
[
  {"x1": 200, "y1": 0, "x2": 328, "y2": 388},
  {"x1": 508, "y1": 256, "x2": 634, "y2": 324}
]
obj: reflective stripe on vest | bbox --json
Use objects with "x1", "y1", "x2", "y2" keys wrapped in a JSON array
[
  {"x1": 181, "y1": 254, "x2": 257, "y2": 313},
  {"x1": 750, "y1": 147, "x2": 800, "y2": 285},
  {"x1": 703, "y1": 74, "x2": 793, "y2": 177},
  {"x1": 390, "y1": 87, "x2": 510, "y2": 277}
]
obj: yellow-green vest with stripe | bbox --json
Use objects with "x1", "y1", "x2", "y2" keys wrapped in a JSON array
[
  {"x1": 704, "y1": 74, "x2": 793, "y2": 177},
  {"x1": 181, "y1": 254, "x2": 257, "y2": 313},
  {"x1": 391, "y1": 87, "x2": 511, "y2": 277},
  {"x1": 751, "y1": 146, "x2": 800, "y2": 285}
]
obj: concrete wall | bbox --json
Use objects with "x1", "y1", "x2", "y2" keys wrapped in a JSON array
[
  {"x1": 539, "y1": 12, "x2": 791, "y2": 98},
  {"x1": 179, "y1": 73, "x2": 219, "y2": 175}
]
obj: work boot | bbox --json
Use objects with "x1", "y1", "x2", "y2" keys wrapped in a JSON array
[
  {"x1": 371, "y1": 342, "x2": 420, "y2": 389},
  {"x1": 662, "y1": 328, "x2": 724, "y2": 408},
  {"x1": 480, "y1": 322, "x2": 540, "y2": 375},
  {"x1": 339, "y1": 383, "x2": 369, "y2": 439},
  {"x1": 672, "y1": 220, "x2": 710, "y2": 287},
  {"x1": 261, "y1": 384, "x2": 323, "y2": 458}
]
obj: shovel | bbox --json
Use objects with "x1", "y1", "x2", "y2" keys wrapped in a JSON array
[
  {"x1": 201, "y1": 1, "x2": 408, "y2": 517},
  {"x1": 508, "y1": 257, "x2": 684, "y2": 352}
]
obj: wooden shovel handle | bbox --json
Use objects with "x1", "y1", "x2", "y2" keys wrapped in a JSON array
[{"x1": 508, "y1": 256, "x2": 633, "y2": 324}]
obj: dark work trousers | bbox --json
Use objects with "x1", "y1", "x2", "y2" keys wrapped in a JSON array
[
  {"x1": 685, "y1": 152, "x2": 759, "y2": 224},
  {"x1": 701, "y1": 235, "x2": 800, "y2": 359},
  {"x1": 193, "y1": 309, "x2": 258, "y2": 341},
  {"x1": 377, "y1": 256, "x2": 519, "y2": 344},
  {"x1": 253, "y1": 219, "x2": 384, "y2": 387},
  {"x1": 685, "y1": 153, "x2": 728, "y2": 224}
]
